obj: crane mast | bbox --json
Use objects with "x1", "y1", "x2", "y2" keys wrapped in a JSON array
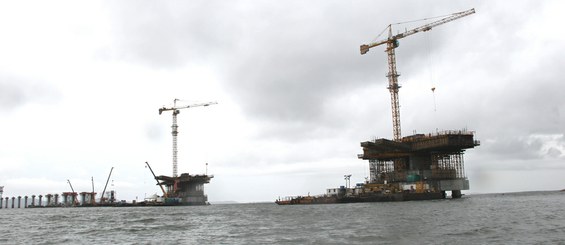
[
  {"x1": 361, "y1": 8, "x2": 475, "y2": 141},
  {"x1": 159, "y1": 99, "x2": 217, "y2": 177}
]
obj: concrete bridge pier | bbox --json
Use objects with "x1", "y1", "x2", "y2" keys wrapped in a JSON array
[
  {"x1": 46, "y1": 194, "x2": 52, "y2": 206},
  {"x1": 452, "y1": 190, "x2": 462, "y2": 198}
]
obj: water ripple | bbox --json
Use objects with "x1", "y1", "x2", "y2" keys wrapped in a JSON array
[{"x1": 1, "y1": 191, "x2": 564, "y2": 244}]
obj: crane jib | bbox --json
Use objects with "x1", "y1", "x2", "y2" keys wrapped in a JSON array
[{"x1": 360, "y1": 8, "x2": 475, "y2": 55}]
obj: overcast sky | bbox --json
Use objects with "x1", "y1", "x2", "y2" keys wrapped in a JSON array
[{"x1": 1, "y1": 1, "x2": 564, "y2": 203}]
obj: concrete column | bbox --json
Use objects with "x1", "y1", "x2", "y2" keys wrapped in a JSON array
[
  {"x1": 0, "y1": 197, "x2": 2, "y2": 209},
  {"x1": 17, "y1": 196, "x2": 22, "y2": 208},
  {"x1": 38, "y1": 195, "x2": 43, "y2": 206},
  {"x1": 46, "y1": 194, "x2": 52, "y2": 206},
  {"x1": 11, "y1": 197, "x2": 15, "y2": 208},
  {"x1": 452, "y1": 190, "x2": 462, "y2": 198},
  {"x1": 31, "y1": 195, "x2": 36, "y2": 206},
  {"x1": 24, "y1": 196, "x2": 28, "y2": 208},
  {"x1": 62, "y1": 194, "x2": 68, "y2": 206},
  {"x1": 5, "y1": 197, "x2": 8, "y2": 208},
  {"x1": 54, "y1": 194, "x2": 59, "y2": 206}
]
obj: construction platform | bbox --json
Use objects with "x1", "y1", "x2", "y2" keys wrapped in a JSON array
[
  {"x1": 277, "y1": 130, "x2": 479, "y2": 205},
  {"x1": 155, "y1": 173, "x2": 213, "y2": 206},
  {"x1": 359, "y1": 130, "x2": 479, "y2": 196}
]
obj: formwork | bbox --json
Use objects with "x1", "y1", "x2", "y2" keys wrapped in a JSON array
[
  {"x1": 155, "y1": 173, "x2": 213, "y2": 205},
  {"x1": 359, "y1": 130, "x2": 480, "y2": 197}
]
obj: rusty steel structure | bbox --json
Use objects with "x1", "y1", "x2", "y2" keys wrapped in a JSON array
[{"x1": 359, "y1": 130, "x2": 480, "y2": 198}]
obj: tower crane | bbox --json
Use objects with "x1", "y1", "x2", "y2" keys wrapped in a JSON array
[
  {"x1": 360, "y1": 8, "x2": 475, "y2": 141},
  {"x1": 159, "y1": 99, "x2": 217, "y2": 177}
]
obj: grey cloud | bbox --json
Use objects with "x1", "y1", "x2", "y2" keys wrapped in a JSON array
[
  {"x1": 103, "y1": 0, "x2": 560, "y2": 147},
  {"x1": 484, "y1": 136, "x2": 543, "y2": 160},
  {"x1": 0, "y1": 76, "x2": 60, "y2": 112},
  {"x1": 106, "y1": 1, "x2": 241, "y2": 67},
  {"x1": 223, "y1": 3, "x2": 435, "y2": 138},
  {"x1": 546, "y1": 147, "x2": 562, "y2": 158},
  {"x1": 0, "y1": 81, "x2": 26, "y2": 110},
  {"x1": 478, "y1": 51, "x2": 565, "y2": 136},
  {"x1": 219, "y1": 2, "x2": 500, "y2": 143},
  {"x1": 145, "y1": 121, "x2": 165, "y2": 142}
]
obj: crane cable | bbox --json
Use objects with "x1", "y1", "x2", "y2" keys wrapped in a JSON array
[
  {"x1": 391, "y1": 12, "x2": 454, "y2": 26},
  {"x1": 369, "y1": 12, "x2": 453, "y2": 46},
  {"x1": 369, "y1": 25, "x2": 390, "y2": 43},
  {"x1": 367, "y1": 12, "x2": 447, "y2": 111},
  {"x1": 426, "y1": 31, "x2": 440, "y2": 134},
  {"x1": 426, "y1": 31, "x2": 437, "y2": 113}
]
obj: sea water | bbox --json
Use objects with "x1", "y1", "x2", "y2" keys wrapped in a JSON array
[{"x1": 0, "y1": 191, "x2": 564, "y2": 244}]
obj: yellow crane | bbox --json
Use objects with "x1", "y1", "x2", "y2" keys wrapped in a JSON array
[
  {"x1": 159, "y1": 99, "x2": 217, "y2": 177},
  {"x1": 360, "y1": 8, "x2": 475, "y2": 141}
]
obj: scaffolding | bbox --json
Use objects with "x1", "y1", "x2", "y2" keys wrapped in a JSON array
[
  {"x1": 431, "y1": 152, "x2": 466, "y2": 179},
  {"x1": 360, "y1": 130, "x2": 478, "y2": 193}
]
